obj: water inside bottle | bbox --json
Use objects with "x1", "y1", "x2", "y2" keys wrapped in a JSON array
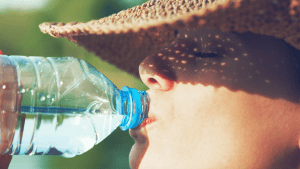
[
  {"x1": 13, "y1": 73, "x2": 123, "y2": 157},
  {"x1": 12, "y1": 106, "x2": 123, "y2": 157}
]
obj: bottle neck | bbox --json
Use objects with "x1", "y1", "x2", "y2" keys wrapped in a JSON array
[{"x1": 117, "y1": 86, "x2": 149, "y2": 131}]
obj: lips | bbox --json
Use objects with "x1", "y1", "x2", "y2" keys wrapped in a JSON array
[
  {"x1": 129, "y1": 112, "x2": 157, "y2": 142},
  {"x1": 140, "y1": 116, "x2": 157, "y2": 128}
]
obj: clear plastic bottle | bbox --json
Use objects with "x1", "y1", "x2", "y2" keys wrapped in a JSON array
[{"x1": 0, "y1": 55, "x2": 149, "y2": 158}]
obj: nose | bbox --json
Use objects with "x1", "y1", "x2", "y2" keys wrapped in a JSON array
[
  {"x1": 139, "y1": 56, "x2": 175, "y2": 91},
  {"x1": 140, "y1": 72, "x2": 174, "y2": 91}
]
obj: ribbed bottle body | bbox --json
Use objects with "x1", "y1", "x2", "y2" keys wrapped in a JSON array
[
  {"x1": 0, "y1": 56, "x2": 21, "y2": 155},
  {"x1": 1, "y1": 56, "x2": 123, "y2": 158}
]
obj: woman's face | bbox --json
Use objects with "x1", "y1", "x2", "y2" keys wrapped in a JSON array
[{"x1": 129, "y1": 28, "x2": 300, "y2": 169}]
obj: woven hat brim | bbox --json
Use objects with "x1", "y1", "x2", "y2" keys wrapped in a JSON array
[{"x1": 39, "y1": 0, "x2": 300, "y2": 78}]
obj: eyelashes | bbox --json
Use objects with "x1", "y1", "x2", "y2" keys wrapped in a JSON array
[{"x1": 194, "y1": 52, "x2": 219, "y2": 58}]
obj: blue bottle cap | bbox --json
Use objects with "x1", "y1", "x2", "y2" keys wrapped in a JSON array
[{"x1": 117, "y1": 86, "x2": 142, "y2": 131}]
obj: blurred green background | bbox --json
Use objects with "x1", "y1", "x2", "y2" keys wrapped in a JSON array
[{"x1": 0, "y1": 0, "x2": 149, "y2": 168}]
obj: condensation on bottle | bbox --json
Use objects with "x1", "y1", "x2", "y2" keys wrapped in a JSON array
[{"x1": 0, "y1": 55, "x2": 149, "y2": 158}]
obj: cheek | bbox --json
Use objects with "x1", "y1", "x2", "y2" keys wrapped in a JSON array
[
  {"x1": 169, "y1": 85, "x2": 295, "y2": 168},
  {"x1": 142, "y1": 85, "x2": 245, "y2": 168}
]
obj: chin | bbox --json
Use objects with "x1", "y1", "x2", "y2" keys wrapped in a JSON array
[
  {"x1": 129, "y1": 126, "x2": 149, "y2": 169},
  {"x1": 129, "y1": 110, "x2": 157, "y2": 168}
]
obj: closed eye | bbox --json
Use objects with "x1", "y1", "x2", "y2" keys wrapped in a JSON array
[{"x1": 194, "y1": 52, "x2": 219, "y2": 58}]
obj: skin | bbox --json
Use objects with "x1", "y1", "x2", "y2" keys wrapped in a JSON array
[{"x1": 129, "y1": 28, "x2": 300, "y2": 169}]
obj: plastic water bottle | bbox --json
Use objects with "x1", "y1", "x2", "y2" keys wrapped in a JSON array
[{"x1": 0, "y1": 55, "x2": 149, "y2": 158}]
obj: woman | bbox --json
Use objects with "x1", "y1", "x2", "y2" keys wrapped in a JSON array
[{"x1": 5, "y1": 0, "x2": 300, "y2": 168}]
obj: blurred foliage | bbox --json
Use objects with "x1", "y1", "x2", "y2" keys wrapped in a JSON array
[{"x1": 0, "y1": 0, "x2": 149, "y2": 168}]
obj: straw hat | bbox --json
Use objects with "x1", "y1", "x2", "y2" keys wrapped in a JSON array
[{"x1": 39, "y1": 0, "x2": 300, "y2": 78}]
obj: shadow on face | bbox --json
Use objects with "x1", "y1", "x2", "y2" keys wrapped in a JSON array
[{"x1": 139, "y1": 28, "x2": 300, "y2": 103}]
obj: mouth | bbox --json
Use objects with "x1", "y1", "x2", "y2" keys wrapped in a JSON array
[
  {"x1": 129, "y1": 115, "x2": 157, "y2": 141},
  {"x1": 139, "y1": 116, "x2": 157, "y2": 128}
]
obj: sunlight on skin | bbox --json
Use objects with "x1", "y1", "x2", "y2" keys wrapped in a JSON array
[
  {"x1": 140, "y1": 28, "x2": 300, "y2": 103},
  {"x1": 129, "y1": 28, "x2": 300, "y2": 169}
]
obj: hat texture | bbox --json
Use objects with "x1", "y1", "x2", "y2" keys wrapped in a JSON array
[{"x1": 39, "y1": 0, "x2": 300, "y2": 78}]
